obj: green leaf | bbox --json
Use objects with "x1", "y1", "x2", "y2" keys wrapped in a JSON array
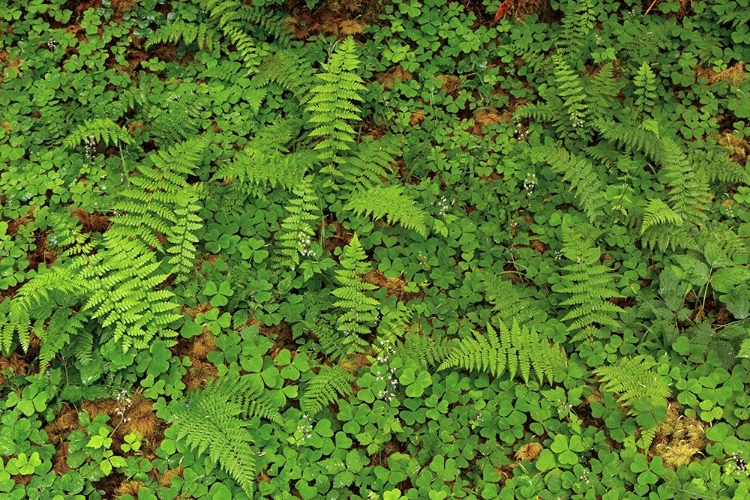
[{"x1": 535, "y1": 449, "x2": 557, "y2": 471}]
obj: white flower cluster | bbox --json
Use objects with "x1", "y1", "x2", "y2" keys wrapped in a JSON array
[
  {"x1": 523, "y1": 172, "x2": 537, "y2": 197},
  {"x1": 374, "y1": 342, "x2": 398, "y2": 403},
  {"x1": 570, "y1": 111, "x2": 584, "y2": 129},
  {"x1": 297, "y1": 231, "x2": 314, "y2": 257},
  {"x1": 436, "y1": 195, "x2": 454, "y2": 217},
  {"x1": 513, "y1": 117, "x2": 529, "y2": 140},
  {"x1": 554, "y1": 250, "x2": 563, "y2": 261},
  {"x1": 85, "y1": 136, "x2": 97, "y2": 162},
  {"x1": 47, "y1": 37, "x2": 57, "y2": 50},
  {"x1": 114, "y1": 389, "x2": 132, "y2": 423},
  {"x1": 297, "y1": 413, "x2": 313, "y2": 441},
  {"x1": 579, "y1": 468, "x2": 590, "y2": 484}
]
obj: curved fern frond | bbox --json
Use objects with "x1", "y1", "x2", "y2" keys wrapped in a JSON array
[{"x1": 63, "y1": 118, "x2": 132, "y2": 149}]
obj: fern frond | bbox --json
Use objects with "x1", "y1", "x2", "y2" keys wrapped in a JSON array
[
  {"x1": 171, "y1": 373, "x2": 280, "y2": 496},
  {"x1": 633, "y1": 61, "x2": 657, "y2": 114},
  {"x1": 439, "y1": 320, "x2": 565, "y2": 385},
  {"x1": 306, "y1": 37, "x2": 365, "y2": 165},
  {"x1": 530, "y1": 145, "x2": 607, "y2": 224},
  {"x1": 694, "y1": 149, "x2": 750, "y2": 186},
  {"x1": 147, "y1": 20, "x2": 220, "y2": 51},
  {"x1": 215, "y1": 119, "x2": 307, "y2": 194},
  {"x1": 556, "y1": 0, "x2": 594, "y2": 58},
  {"x1": 593, "y1": 355, "x2": 671, "y2": 413},
  {"x1": 332, "y1": 234, "x2": 380, "y2": 353},
  {"x1": 392, "y1": 332, "x2": 453, "y2": 369},
  {"x1": 585, "y1": 62, "x2": 621, "y2": 123},
  {"x1": 253, "y1": 48, "x2": 317, "y2": 103},
  {"x1": 335, "y1": 136, "x2": 400, "y2": 191},
  {"x1": 148, "y1": 92, "x2": 208, "y2": 144},
  {"x1": 551, "y1": 54, "x2": 588, "y2": 140},
  {"x1": 345, "y1": 185, "x2": 427, "y2": 236},
  {"x1": 300, "y1": 365, "x2": 354, "y2": 416},
  {"x1": 275, "y1": 176, "x2": 320, "y2": 270},
  {"x1": 63, "y1": 118, "x2": 132, "y2": 149},
  {"x1": 553, "y1": 223, "x2": 624, "y2": 342},
  {"x1": 482, "y1": 273, "x2": 548, "y2": 326},
  {"x1": 166, "y1": 187, "x2": 204, "y2": 283},
  {"x1": 641, "y1": 198, "x2": 683, "y2": 234}
]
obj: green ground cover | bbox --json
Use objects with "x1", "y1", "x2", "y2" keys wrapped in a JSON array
[{"x1": 0, "y1": 0, "x2": 749, "y2": 498}]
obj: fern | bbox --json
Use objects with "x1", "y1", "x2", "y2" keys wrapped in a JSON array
[
  {"x1": 553, "y1": 223, "x2": 624, "y2": 342},
  {"x1": 482, "y1": 273, "x2": 548, "y2": 326},
  {"x1": 593, "y1": 355, "x2": 671, "y2": 413},
  {"x1": 253, "y1": 47, "x2": 317, "y2": 104},
  {"x1": 275, "y1": 175, "x2": 320, "y2": 270},
  {"x1": 633, "y1": 61, "x2": 658, "y2": 114},
  {"x1": 331, "y1": 234, "x2": 380, "y2": 354},
  {"x1": 81, "y1": 237, "x2": 181, "y2": 352},
  {"x1": 147, "y1": 91, "x2": 207, "y2": 145},
  {"x1": 214, "y1": 118, "x2": 308, "y2": 195},
  {"x1": 556, "y1": 0, "x2": 594, "y2": 59},
  {"x1": 439, "y1": 319, "x2": 566, "y2": 385},
  {"x1": 335, "y1": 136, "x2": 400, "y2": 191},
  {"x1": 110, "y1": 138, "x2": 207, "y2": 252},
  {"x1": 529, "y1": 145, "x2": 608, "y2": 224},
  {"x1": 345, "y1": 185, "x2": 427, "y2": 236},
  {"x1": 392, "y1": 332, "x2": 453, "y2": 369},
  {"x1": 3, "y1": 266, "x2": 87, "y2": 354},
  {"x1": 584, "y1": 62, "x2": 621, "y2": 125},
  {"x1": 641, "y1": 198, "x2": 683, "y2": 234},
  {"x1": 306, "y1": 37, "x2": 366, "y2": 166},
  {"x1": 63, "y1": 118, "x2": 132, "y2": 149},
  {"x1": 171, "y1": 372, "x2": 281, "y2": 496},
  {"x1": 166, "y1": 187, "x2": 203, "y2": 283},
  {"x1": 146, "y1": 20, "x2": 220, "y2": 51},
  {"x1": 300, "y1": 365, "x2": 354, "y2": 416}
]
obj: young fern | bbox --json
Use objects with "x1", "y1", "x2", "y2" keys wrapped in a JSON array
[
  {"x1": 300, "y1": 365, "x2": 354, "y2": 416},
  {"x1": 553, "y1": 222, "x2": 624, "y2": 342},
  {"x1": 170, "y1": 373, "x2": 281, "y2": 496},
  {"x1": 439, "y1": 319, "x2": 566, "y2": 385},
  {"x1": 275, "y1": 175, "x2": 320, "y2": 270},
  {"x1": 345, "y1": 185, "x2": 427, "y2": 236},
  {"x1": 633, "y1": 61, "x2": 658, "y2": 115},
  {"x1": 593, "y1": 355, "x2": 671, "y2": 413},
  {"x1": 529, "y1": 145, "x2": 608, "y2": 224},
  {"x1": 306, "y1": 37, "x2": 366, "y2": 166},
  {"x1": 332, "y1": 234, "x2": 380, "y2": 354},
  {"x1": 63, "y1": 118, "x2": 132, "y2": 150}
]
